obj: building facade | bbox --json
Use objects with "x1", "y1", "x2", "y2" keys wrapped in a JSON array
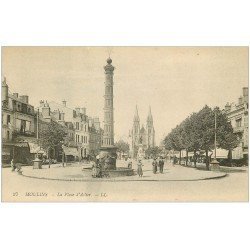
[
  {"x1": 129, "y1": 106, "x2": 155, "y2": 158},
  {"x1": 46, "y1": 100, "x2": 102, "y2": 159},
  {"x1": 224, "y1": 87, "x2": 248, "y2": 161},
  {"x1": 2, "y1": 77, "x2": 36, "y2": 164}
]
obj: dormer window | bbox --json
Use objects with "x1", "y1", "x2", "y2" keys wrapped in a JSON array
[{"x1": 236, "y1": 118, "x2": 242, "y2": 128}]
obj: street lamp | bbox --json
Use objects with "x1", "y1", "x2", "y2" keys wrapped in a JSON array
[
  {"x1": 210, "y1": 107, "x2": 220, "y2": 171},
  {"x1": 33, "y1": 108, "x2": 43, "y2": 169}
]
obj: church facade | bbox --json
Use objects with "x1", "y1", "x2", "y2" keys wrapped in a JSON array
[{"x1": 129, "y1": 106, "x2": 155, "y2": 158}]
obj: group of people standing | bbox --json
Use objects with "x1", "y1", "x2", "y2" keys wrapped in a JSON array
[
  {"x1": 91, "y1": 156, "x2": 166, "y2": 178},
  {"x1": 91, "y1": 156, "x2": 111, "y2": 178},
  {"x1": 152, "y1": 157, "x2": 165, "y2": 174},
  {"x1": 130, "y1": 156, "x2": 165, "y2": 177}
]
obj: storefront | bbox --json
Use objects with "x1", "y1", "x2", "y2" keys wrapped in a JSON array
[
  {"x1": 2, "y1": 142, "x2": 30, "y2": 165},
  {"x1": 62, "y1": 146, "x2": 79, "y2": 162}
]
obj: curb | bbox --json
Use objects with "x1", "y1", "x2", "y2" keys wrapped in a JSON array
[{"x1": 21, "y1": 172, "x2": 228, "y2": 182}]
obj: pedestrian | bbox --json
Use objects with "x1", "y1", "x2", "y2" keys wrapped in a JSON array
[
  {"x1": 97, "y1": 161, "x2": 103, "y2": 178},
  {"x1": 173, "y1": 156, "x2": 177, "y2": 166},
  {"x1": 127, "y1": 157, "x2": 132, "y2": 169},
  {"x1": 91, "y1": 161, "x2": 98, "y2": 178},
  {"x1": 137, "y1": 159, "x2": 143, "y2": 177},
  {"x1": 152, "y1": 158, "x2": 158, "y2": 174},
  {"x1": 11, "y1": 159, "x2": 16, "y2": 172},
  {"x1": 159, "y1": 157, "x2": 164, "y2": 173}
]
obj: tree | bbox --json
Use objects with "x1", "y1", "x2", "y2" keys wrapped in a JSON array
[
  {"x1": 187, "y1": 112, "x2": 202, "y2": 167},
  {"x1": 164, "y1": 125, "x2": 184, "y2": 163},
  {"x1": 163, "y1": 105, "x2": 240, "y2": 170},
  {"x1": 39, "y1": 121, "x2": 68, "y2": 159},
  {"x1": 115, "y1": 140, "x2": 130, "y2": 154},
  {"x1": 145, "y1": 146, "x2": 161, "y2": 159},
  {"x1": 192, "y1": 105, "x2": 214, "y2": 169},
  {"x1": 215, "y1": 108, "x2": 240, "y2": 166}
]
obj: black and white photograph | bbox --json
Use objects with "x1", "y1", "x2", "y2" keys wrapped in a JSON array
[{"x1": 1, "y1": 46, "x2": 248, "y2": 202}]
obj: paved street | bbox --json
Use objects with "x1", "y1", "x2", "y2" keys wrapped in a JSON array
[{"x1": 1, "y1": 160, "x2": 248, "y2": 202}]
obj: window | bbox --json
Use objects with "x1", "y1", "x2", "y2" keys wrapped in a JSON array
[
  {"x1": 236, "y1": 118, "x2": 242, "y2": 128},
  {"x1": 26, "y1": 121, "x2": 31, "y2": 131},
  {"x1": 7, "y1": 115, "x2": 10, "y2": 124},
  {"x1": 7, "y1": 131, "x2": 10, "y2": 140},
  {"x1": 16, "y1": 119, "x2": 31, "y2": 133},
  {"x1": 81, "y1": 136, "x2": 83, "y2": 143},
  {"x1": 76, "y1": 122, "x2": 79, "y2": 130}
]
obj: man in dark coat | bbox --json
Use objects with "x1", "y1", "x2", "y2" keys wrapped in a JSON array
[{"x1": 159, "y1": 157, "x2": 164, "y2": 173}]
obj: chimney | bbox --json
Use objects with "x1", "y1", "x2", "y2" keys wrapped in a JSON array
[
  {"x1": 243, "y1": 87, "x2": 248, "y2": 103},
  {"x1": 19, "y1": 95, "x2": 29, "y2": 104},
  {"x1": 238, "y1": 96, "x2": 243, "y2": 105},
  {"x1": 53, "y1": 109, "x2": 60, "y2": 120},
  {"x1": 75, "y1": 107, "x2": 80, "y2": 115},
  {"x1": 13, "y1": 93, "x2": 18, "y2": 99},
  {"x1": 62, "y1": 100, "x2": 67, "y2": 107},
  {"x1": 88, "y1": 117, "x2": 93, "y2": 127},
  {"x1": 225, "y1": 102, "x2": 231, "y2": 112},
  {"x1": 93, "y1": 117, "x2": 100, "y2": 130},
  {"x1": 42, "y1": 101, "x2": 50, "y2": 117},
  {"x1": 81, "y1": 107, "x2": 86, "y2": 115},
  {"x1": 40, "y1": 100, "x2": 44, "y2": 107},
  {"x1": 1, "y1": 77, "x2": 8, "y2": 103},
  {"x1": 61, "y1": 112, "x2": 65, "y2": 121}
]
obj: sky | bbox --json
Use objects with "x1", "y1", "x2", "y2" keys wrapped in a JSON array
[{"x1": 2, "y1": 47, "x2": 248, "y2": 144}]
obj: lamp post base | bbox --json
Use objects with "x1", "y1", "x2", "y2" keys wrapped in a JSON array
[
  {"x1": 33, "y1": 157, "x2": 43, "y2": 169},
  {"x1": 210, "y1": 159, "x2": 220, "y2": 171}
]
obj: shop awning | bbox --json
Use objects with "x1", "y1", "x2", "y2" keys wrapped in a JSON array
[
  {"x1": 28, "y1": 143, "x2": 46, "y2": 154},
  {"x1": 3, "y1": 142, "x2": 29, "y2": 148},
  {"x1": 211, "y1": 148, "x2": 229, "y2": 159},
  {"x1": 62, "y1": 146, "x2": 79, "y2": 156}
]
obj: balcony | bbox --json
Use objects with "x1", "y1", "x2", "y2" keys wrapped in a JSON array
[{"x1": 13, "y1": 130, "x2": 36, "y2": 137}]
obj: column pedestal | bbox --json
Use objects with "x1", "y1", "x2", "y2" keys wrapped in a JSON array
[
  {"x1": 33, "y1": 158, "x2": 43, "y2": 169},
  {"x1": 99, "y1": 146, "x2": 117, "y2": 170},
  {"x1": 210, "y1": 159, "x2": 220, "y2": 171},
  {"x1": 137, "y1": 144, "x2": 145, "y2": 160}
]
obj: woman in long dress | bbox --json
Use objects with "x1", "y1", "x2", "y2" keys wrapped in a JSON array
[
  {"x1": 152, "y1": 158, "x2": 158, "y2": 174},
  {"x1": 137, "y1": 159, "x2": 143, "y2": 177}
]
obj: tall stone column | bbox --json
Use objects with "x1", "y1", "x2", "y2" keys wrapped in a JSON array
[
  {"x1": 100, "y1": 58, "x2": 117, "y2": 169},
  {"x1": 103, "y1": 57, "x2": 115, "y2": 146}
]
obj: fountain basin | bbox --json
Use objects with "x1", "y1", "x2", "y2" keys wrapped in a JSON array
[{"x1": 82, "y1": 167, "x2": 134, "y2": 178}]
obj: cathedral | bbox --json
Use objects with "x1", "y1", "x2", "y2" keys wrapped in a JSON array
[{"x1": 129, "y1": 106, "x2": 155, "y2": 158}]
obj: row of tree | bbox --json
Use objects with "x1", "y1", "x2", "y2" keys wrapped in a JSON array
[{"x1": 164, "y1": 105, "x2": 239, "y2": 169}]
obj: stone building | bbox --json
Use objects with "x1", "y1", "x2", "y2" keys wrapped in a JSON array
[
  {"x1": 46, "y1": 100, "x2": 102, "y2": 159},
  {"x1": 129, "y1": 106, "x2": 155, "y2": 158},
  {"x1": 2, "y1": 77, "x2": 36, "y2": 164},
  {"x1": 224, "y1": 87, "x2": 248, "y2": 162}
]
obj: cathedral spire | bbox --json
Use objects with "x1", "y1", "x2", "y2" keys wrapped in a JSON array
[
  {"x1": 147, "y1": 106, "x2": 153, "y2": 122},
  {"x1": 133, "y1": 105, "x2": 140, "y2": 122}
]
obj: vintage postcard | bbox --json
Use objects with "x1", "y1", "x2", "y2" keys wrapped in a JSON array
[{"x1": 1, "y1": 46, "x2": 248, "y2": 202}]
